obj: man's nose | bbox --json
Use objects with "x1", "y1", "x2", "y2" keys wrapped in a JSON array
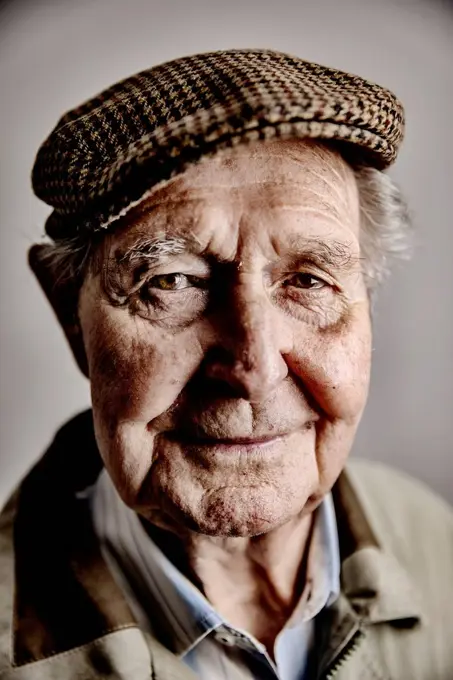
[{"x1": 205, "y1": 284, "x2": 291, "y2": 402}]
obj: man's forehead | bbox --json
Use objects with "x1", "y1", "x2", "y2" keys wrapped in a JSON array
[
  {"x1": 121, "y1": 139, "x2": 357, "y2": 218},
  {"x1": 103, "y1": 139, "x2": 362, "y2": 262},
  {"x1": 173, "y1": 139, "x2": 351, "y2": 185},
  {"x1": 100, "y1": 141, "x2": 362, "y2": 276}
]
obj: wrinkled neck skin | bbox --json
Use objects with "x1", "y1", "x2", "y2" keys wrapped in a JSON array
[
  {"x1": 143, "y1": 504, "x2": 314, "y2": 653},
  {"x1": 76, "y1": 140, "x2": 371, "y2": 653}
]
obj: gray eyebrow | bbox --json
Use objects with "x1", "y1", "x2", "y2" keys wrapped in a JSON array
[
  {"x1": 285, "y1": 236, "x2": 361, "y2": 272},
  {"x1": 116, "y1": 234, "x2": 198, "y2": 266},
  {"x1": 114, "y1": 233, "x2": 359, "y2": 275}
]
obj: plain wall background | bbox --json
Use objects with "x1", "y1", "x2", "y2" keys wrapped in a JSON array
[{"x1": 0, "y1": 0, "x2": 452, "y2": 507}]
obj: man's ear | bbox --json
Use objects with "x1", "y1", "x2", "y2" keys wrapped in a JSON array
[{"x1": 28, "y1": 244, "x2": 90, "y2": 378}]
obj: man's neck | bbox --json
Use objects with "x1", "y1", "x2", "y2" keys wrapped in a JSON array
[{"x1": 144, "y1": 510, "x2": 315, "y2": 655}]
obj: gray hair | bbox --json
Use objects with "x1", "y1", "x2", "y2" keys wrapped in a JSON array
[
  {"x1": 355, "y1": 165, "x2": 411, "y2": 293},
  {"x1": 36, "y1": 165, "x2": 411, "y2": 297}
]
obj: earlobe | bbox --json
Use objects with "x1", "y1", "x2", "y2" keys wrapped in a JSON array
[{"x1": 28, "y1": 244, "x2": 90, "y2": 378}]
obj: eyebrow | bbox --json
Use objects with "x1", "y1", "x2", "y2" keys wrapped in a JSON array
[
  {"x1": 114, "y1": 232, "x2": 360, "y2": 275},
  {"x1": 285, "y1": 236, "x2": 360, "y2": 272},
  {"x1": 115, "y1": 234, "x2": 200, "y2": 266}
]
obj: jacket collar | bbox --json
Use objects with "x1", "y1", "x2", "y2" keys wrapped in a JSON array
[
  {"x1": 10, "y1": 410, "x2": 422, "y2": 672},
  {"x1": 332, "y1": 471, "x2": 423, "y2": 625}
]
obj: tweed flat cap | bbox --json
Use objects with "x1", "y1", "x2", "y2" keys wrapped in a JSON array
[{"x1": 32, "y1": 48, "x2": 405, "y2": 240}]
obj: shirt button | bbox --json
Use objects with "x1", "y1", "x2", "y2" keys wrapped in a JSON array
[{"x1": 215, "y1": 631, "x2": 237, "y2": 647}]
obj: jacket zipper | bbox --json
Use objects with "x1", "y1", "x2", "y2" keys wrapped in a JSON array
[{"x1": 322, "y1": 629, "x2": 365, "y2": 679}]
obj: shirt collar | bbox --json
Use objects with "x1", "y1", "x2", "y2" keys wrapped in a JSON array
[{"x1": 91, "y1": 469, "x2": 222, "y2": 656}]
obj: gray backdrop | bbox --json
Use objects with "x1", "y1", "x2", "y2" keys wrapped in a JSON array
[{"x1": 0, "y1": 0, "x2": 452, "y2": 507}]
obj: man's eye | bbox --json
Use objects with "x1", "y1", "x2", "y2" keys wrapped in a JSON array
[
  {"x1": 148, "y1": 273, "x2": 192, "y2": 291},
  {"x1": 284, "y1": 273, "x2": 327, "y2": 290}
]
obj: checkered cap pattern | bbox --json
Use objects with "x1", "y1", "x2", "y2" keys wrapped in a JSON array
[{"x1": 31, "y1": 49, "x2": 405, "y2": 240}]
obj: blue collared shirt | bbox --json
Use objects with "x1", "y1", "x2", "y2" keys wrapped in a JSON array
[{"x1": 89, "y1": 470, "x2": 340, "y2": 680}]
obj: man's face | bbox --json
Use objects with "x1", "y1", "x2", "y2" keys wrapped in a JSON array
[{"x1": 77, "y1": 139, "x2": 371, "y2": 537}]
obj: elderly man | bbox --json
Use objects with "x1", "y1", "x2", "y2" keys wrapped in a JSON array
[{"x1": 0, "y1": 49, "x2": 452, "y2": 680}]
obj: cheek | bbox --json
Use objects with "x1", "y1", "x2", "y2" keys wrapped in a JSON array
[
  {"x1": 291, "y1": 309, "x2": 372, "y2": 502},
  {"x1": 84, "y1": 308, "x2": 201, "y2": 420},
  {"x1": 80, "y1": 304, "x2": 204, "y2": 491},
  {"x1": 289, "y1": 309, "x2": 372, "y2": 422}
]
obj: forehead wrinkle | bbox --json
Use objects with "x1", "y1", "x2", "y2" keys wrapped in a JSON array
[
  {"x1": 277, "y1": 205, "x2": 352, "y2": 232},
  {"x1": 300, "y1": 143, "x2": 345, "y2": 177},
  {"x1": 171, "y1": 142, "x2": 349, "y2": 192},
  {"x1": 246, "y1": 139, "x2": 359, "y2": 223},
  {"x1": 302, "y1": 149, "x2": 360, "y2": 226},
  {"x1": 111, "y1": 194, "x2": 211, "y2": 252},
  {"x1": 118, "y1": 140, "x2": 357, "y2": 221},
  {"x1": 271, "y1": 184, "x2": 346, "y2": 218},
  {"x1": 285, "y1": 141, "x2": 351, "y2": 185},
  {"x1": 261, "y1": 185, "x2": 358, "y2": 235},
  {"x1": 304, "y1": 168, "x2": 351, "y2": 210}
]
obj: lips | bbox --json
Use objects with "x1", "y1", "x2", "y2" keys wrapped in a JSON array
[
  {"x1": 167, "y1": 431, "x2": 288, "y2": 446},
  {"x1": 164, "y1": 432, "x2": 290, "y2": 460}
]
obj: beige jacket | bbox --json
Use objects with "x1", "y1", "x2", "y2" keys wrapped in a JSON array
[{"x1": 0, "y1": 410, "x2": 452, "y2": 680}]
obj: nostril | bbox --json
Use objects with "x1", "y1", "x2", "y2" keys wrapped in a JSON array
[
  {"x1": 204, "y1": 345, "x2": 232, "y2": 365},
  {"x1": 190, "y1": 373, "x2": 242, "y2": 400},
  {"x1": 197, "y1": 347, "x2": 245, "y2": 397}
]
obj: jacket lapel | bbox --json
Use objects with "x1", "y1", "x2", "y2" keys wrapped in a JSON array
[
  {"x1": 12, "y1": 411, "x2": 136, "y2": 665},
  {"x1": 2, "y1": 630, "x2": 199, "y2": 680},
  {"x1": 4, "y1": 629, "x2": 152, "y2": 680}
]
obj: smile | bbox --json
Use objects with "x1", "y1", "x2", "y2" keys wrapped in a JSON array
[{"x1": 167, "y1": 432, "x2": 295, "y2": 457}]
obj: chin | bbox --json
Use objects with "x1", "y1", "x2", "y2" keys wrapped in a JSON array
[{"x1": 185, "y1": 486, "x2": 308, "y2": 538}]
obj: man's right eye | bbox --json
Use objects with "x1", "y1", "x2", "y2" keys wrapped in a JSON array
[
  {"x1": 146, "y1": 273, "x2": 210, "y2": 291},
  {"x1": 131, "y1": 271, "x2": 210, "y2": 327},
  {"x1": 148, "y1": 273, "x2": 192, "y2": 291}
]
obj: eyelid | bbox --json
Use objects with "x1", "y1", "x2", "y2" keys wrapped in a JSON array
[
  {"x1": 279, "y1": 266, "x2": 333, "y2": 285},
  {"x1": 137, "y1": 256, "x2": 211, "y2": 278},
  {"x1": 278, "y1": 268, "x2": 347, "y2": 299}
]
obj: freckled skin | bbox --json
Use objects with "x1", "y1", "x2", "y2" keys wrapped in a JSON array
[{"x1": 74, "y1": 139, "x2": 372, "y2": 646}]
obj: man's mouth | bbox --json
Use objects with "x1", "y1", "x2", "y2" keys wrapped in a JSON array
[
  {"x1": 177, "y1": 433, "x2": 285, "y2": 446},
  {"x1": 165, "y1": 430, "x2": 297, "y2": 456}
]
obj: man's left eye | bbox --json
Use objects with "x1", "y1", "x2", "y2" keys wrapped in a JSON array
[
  {"x1": 284, "y1": 273, "x2": 327, "y2": 290},
  {"x1": 148, "y1": 273, "x2": 192, "y2": 291}
]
